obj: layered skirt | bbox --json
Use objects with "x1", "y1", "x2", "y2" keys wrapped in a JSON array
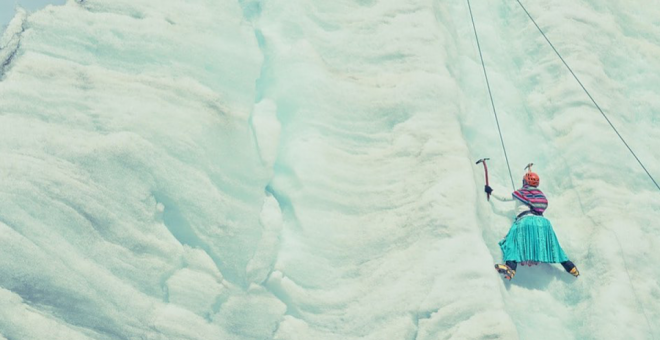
[{"x1": 498, "y1": 215, "x2": 569, "y2": 263}]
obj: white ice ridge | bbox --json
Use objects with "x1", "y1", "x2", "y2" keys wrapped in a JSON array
[
  {"x1": 0, "y1": 8, "x2": 27, "y2": 79},
  {"x1": 0, "y1": 0, "x2": 659, "y2": 339},
  {"x1": 251, "y1": 98, "x2": 281, "y2": 168}
]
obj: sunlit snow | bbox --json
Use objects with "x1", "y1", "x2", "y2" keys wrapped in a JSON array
[{"x1": 0, "y1": 0, "x2": 658, "y2": 339}]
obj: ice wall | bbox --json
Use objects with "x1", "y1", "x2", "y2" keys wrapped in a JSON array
[
  {"x1": 251, "y1": 0, "x2": 514, "y2": 339},
  {"x1": 0, "y1": 0, "x2": 659, "y2": 339},
  {"x1": 0, "y1": 1, "x2": 282, "y2": 339}
]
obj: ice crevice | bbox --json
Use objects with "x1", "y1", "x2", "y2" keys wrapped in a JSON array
[
  {"x1": 410, "y1": 309, "x2": 435, "y2": 340},
  {"x1": 154, "y1": 194, "x2": 224, "y2": 275},
  {"x1": 152, "y1": 191, "x2": 238, "y2": 323},
  {"x1": 238, "y1": 0, "x2": 282, "y2": 280},
  {"x1": 239, "y1": 1, "x2": 294, "y2": 334}
]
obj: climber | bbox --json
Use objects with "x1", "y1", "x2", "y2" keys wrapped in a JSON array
[{"x1": 486, "y1": 164, "x2": 579, "y2": 280}]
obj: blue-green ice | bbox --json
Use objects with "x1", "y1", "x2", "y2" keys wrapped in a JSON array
[{"x1": 0, "y1": 0, "x2": 659, "y2": 339}]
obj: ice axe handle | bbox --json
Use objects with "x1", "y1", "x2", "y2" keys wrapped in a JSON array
[{"x1": 476, "y1": 158, "x2": 490, "y2": 201}]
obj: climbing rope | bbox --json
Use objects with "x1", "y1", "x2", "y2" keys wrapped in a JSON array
[
  {"x1": 515, "y1": 0, "x2": 660, "y2": 193},
  {"x1": 515, "y1": 1, "x2": 657, "y2": 338},
  {"x1": 467, "y1": 0, "x2": 516, "y2": 191}
]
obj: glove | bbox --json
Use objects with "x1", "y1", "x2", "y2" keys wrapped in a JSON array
[{"x1": 485, "y1": 185, "x2": 493, "y2": 194}]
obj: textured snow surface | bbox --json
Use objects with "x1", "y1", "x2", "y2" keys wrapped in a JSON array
[{"x1": 0, "y1": 0, "x2": 659, "y2": 339}]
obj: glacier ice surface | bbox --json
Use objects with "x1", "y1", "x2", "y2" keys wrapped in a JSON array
[{"x1": 0, "y1": 0, "x2": 659, "y2": 339}]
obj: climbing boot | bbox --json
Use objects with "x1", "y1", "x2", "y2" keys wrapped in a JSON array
[
  {"x1": 494, "y1": 264, "x2": 515, "y2": 280},
  {"x1": 569, "y1": 266, "x2": 579, "y2": 278}
]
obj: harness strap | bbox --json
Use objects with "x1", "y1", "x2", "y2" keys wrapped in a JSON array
[{"x1": 516, "y1": 210, "x2": 541, "y2": 220}]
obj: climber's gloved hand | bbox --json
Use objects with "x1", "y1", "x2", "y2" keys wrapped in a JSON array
[{"x1": 485, "y1": 185, "x2": 493, "y2": 194}]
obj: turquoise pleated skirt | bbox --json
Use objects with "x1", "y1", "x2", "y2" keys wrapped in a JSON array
[{"x1": 498, "y1": 215, "x2": 569, "y2": 263}]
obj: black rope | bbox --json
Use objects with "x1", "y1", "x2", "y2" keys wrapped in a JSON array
[
  {"x1": 516, "y1": 2, "x2": 657, "y2": 338},
  {"x1": 467, "y1": 0, "x2": 516, "y2": 191},
  {"x1": 515, "y1": 0, "x2": 660, "y2": 193}
]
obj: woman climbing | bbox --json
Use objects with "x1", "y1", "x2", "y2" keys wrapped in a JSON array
[{"x1": 486, "y1": 164, "x2": 579, "y2": 280}]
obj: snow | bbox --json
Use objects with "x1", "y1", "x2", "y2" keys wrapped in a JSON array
[{"x1": 0, "y1": 0, "x2": 659, "y2": 339}]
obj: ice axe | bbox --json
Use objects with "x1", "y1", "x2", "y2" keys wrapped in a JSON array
[{"x1": 476, "y1": 158, "x2": 490, "y2": 201}]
